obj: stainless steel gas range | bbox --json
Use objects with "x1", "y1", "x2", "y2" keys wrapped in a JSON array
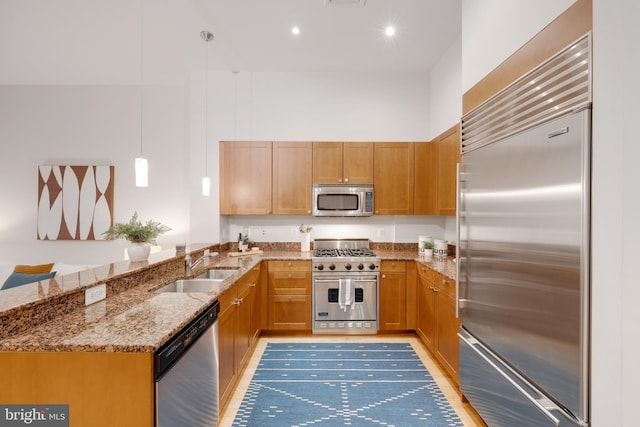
[{"x1": 312, "y1": 239, "x2": 380, "y2": 334}]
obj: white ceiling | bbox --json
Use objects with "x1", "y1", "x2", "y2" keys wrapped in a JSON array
[
  {"x1": 203, "y1": 0, "x2": 461, "y2": 72},
  {"x1": 0, "y1": 0, "x2": 461, "y2": 84}
]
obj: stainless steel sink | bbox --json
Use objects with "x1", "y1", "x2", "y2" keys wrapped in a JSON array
[
  {"x1": 195, "y1": 269, "x2": 238, "y2": 280},
  {"x1": 156, "y1": 279, "x2": 224, "y2": 293}
]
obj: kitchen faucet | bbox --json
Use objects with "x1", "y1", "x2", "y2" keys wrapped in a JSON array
[{"x1": 185, "y1": 252, "x2": 219, "y2": 275}]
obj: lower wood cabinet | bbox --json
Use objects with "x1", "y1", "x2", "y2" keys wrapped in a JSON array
[
  {"x1": 0, "y1": 352, "x2": 154, "y2": 427},
  {"x1": 218, "y1": 264, "x2": 262, "y2": 410},
  {"x1": 416, "y1": 262, "x2": 460, "y2": 384},
  {"x1": 267, "y1": 260, "x2": 312, "y2": 330},
  {"x1": 379, "y1": 261, "x2": 407, "y2": 330}
]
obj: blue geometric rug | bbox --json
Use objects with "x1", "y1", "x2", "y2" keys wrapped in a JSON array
[{"x1": 232, "y1": 342, "x2": 464, "y2": 426}]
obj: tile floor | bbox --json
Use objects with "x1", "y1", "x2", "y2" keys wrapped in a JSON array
[{"x1": 218, "y1": 334, "x2": 486, "y2": 426}]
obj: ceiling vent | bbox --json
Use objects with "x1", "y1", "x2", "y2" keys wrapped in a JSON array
[{"x1": 324, "y1": 0, "x2": 366, "y2": 6}]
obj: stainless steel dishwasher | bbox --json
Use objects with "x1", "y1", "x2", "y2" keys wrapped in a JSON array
[{"x1": 155, "y1": 300, "x2": 220, "y2": 427}]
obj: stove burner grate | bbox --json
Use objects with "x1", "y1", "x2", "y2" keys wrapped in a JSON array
[{"x1": 313, "y1": 248, "x2": 377, "y2": 258}]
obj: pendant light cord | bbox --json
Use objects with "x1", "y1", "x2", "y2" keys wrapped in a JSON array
[
  {"x1": 204, "y1": 38, "x2": 209, "y2": 176},
  {"x1": 139, "y1": 0, "x2": 144, "y2": 158}
]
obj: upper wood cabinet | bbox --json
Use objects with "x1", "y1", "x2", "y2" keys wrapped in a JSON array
[
  {"x1": 414, "y1": 125, "x2": 460, "y2": 216},
  {"x1": 313, "y1": 142, "x2": 374, "y2": 184},
  {"x1": 414, "y1": 142, "x2": 438, "y2": 215},
  {"x1": 272, "y1": 142, "x2": 313, "y2": 214},
  {"x1": 373, "y1": 142, "x2": 415, "y2": 215},
  {"x1": 220, "y1": 141, "x2": 272, "y2": 215},
  {"x1": 436, "y1": 125, "x2": 460, "y2": 216}
]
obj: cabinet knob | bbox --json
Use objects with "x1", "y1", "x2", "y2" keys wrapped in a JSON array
[
  {"x1": 382, "y1": 274, "x2": 386, "y2": 279},
  {"x1": 288, "y1": 273, "x2": 292, "y2": 278},
  {"x1": 344, "y1": 178, "x2": 349, "y2": 183},
  {"x1": 307, "y1": 210, "x2": 311, "y2": 214},
  {"x1": 288, "y1": 262, "x2": 292, "y2": 267},
  {"x1": 288, "y1": 297, "x2": 293, "y2": 302},
  {"x1": 338, "y1": 178, "x2": 342, "y2": 183}
]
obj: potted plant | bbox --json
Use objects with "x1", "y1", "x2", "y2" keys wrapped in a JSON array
[
  {"x1": 421, "y1": 241, "x2": 434, "y2": 257},
  {"x1": 102, "y1": 212, "x2": 171, "y2": 262}
]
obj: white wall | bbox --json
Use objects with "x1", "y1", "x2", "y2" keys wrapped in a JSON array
[
  {"x1": 199, "y1": 70, "x2": 454, "y2": 246},
  {"x1": 592, "y1": 1, "x2": 640, "y2": 426},
  {"x1": 462, "y1": 0, "x2": 640, "y2": 424},
  {"x1": 462, "y1": 0, "x2": 577, "y2": 92},
  {"x1": 0, "y1": 84, "x2": 191, "y2": 265},
  {"x1": 429, "y1": 35, "x2": 462, "y2": 138}
]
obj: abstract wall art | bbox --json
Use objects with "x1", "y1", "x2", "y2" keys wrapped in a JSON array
[{"x1": 37, "y1": 165, "x2": 114, "y2": 240}]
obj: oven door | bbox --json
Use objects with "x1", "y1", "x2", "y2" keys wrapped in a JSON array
[{"x1": 313, "y1": 274, "x2": 378, "y2": 321}]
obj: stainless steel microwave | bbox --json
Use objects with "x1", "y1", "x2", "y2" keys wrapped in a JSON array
[{"x1": 312, "y1": 184, "x2": 374, "y2": 217}]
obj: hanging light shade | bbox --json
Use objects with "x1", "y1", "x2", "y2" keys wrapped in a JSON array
[
  {"x1": 201, "y1": 30, "x2": 214, "y2": 196},
  {"x1": 135, "y1": 157, "x2": 148, "y2": 187},
  {"x1": 135, "y1": 0, "x2": 148, "y2": 187},
  {"x1": 202, "y1": 176, "x2": 211, "y2": 196}
]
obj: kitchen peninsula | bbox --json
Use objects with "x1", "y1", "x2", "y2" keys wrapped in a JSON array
[{"x1": 0, "y1": 243, "x2": 456, "y2": 427}]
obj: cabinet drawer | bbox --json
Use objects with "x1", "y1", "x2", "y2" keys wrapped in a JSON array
[
  {"x1": 416, "y1": 263, "x2": 438, "y2": 282},
  {"x1": 268, "y1": 272, "x2": 311, "y2": 295},
  {"x1": 218, "y1": 285, "x2": 238, "y2": 315},
  {"x1": 268, "y1": 260, "x2": 311, "y2": 272},
  {"x1": 381, "y1": 260, "x2": 406, "y2": 273},
  {"x1": 436, "y1": 275, "x2": 456, "y2": 299}
]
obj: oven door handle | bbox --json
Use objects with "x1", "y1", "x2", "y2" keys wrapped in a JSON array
[{"x1": 314, "y1": 278, "x2": 377, "y2": 283}]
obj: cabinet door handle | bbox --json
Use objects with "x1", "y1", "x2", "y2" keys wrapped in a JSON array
[{"x1": 249, "y1": 283, "x2": 256, "y2": 287}]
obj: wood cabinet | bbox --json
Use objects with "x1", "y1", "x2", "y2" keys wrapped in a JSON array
[
  {"x1": 379, "y1": 261, "x2": 407, "y2": 330},
  {"x1": 415, "y1": 262, "x2": 460, "y2": 383},
  {"x1": 219, "y1": 264, "x2": 262, "y2": 410},
  {"x1": 373, "y1": 142, "x2": 415, "y2": 215},
  {"x1": 220, "y1": 141, "x2": 272, "y2": 215},
  {"x1": 0, "y1": 352, "x2": 154, "y2": 427},
  {"x1": 436, "y1": 125, "x2": 460, "y2": 216},
  {"x1": 414, "y1": 125, "x2": 460, "y2": 216},
  {"x1": 414, "y1": 141, "x2": 438, "y2": 215},
  {"x1": 273, "y1": 142, "x2": 313, "y2": 214},
  {"x1": 267, "y1": 260, "x2": 312, "y2": 330},
  {"x1": 313, "y1": 142, "x2": 374, "y2": 184}
]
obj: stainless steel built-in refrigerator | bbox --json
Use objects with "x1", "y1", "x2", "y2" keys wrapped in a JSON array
[{"x1": 458, "y1": 34, "x2": 591, "y2": 427}]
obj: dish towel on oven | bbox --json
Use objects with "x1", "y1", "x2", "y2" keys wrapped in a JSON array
[{"x1": 338, "y1": 278, "x2": 355, "y2": 312}]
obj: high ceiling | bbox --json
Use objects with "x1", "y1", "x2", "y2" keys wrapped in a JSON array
[
  {"x1": 0, "y1": 0, "x2": 461, "y2": 84},
  {"x1": 203, "y1": 0, "x2": 461, "y2": 72}
]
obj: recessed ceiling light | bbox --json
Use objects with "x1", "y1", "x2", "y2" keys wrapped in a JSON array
[
  {"x1": 385, "y1": 26, "x2": 396, "y2": 37},
  {"x1": 291, "y1": 26, "x2": 300, "y2": 35}
]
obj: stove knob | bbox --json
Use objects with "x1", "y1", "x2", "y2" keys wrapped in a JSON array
[
  {"x1": 317, "y1": 264, "x2": 324, "y2": 271},
  {"x1": 369, "y1": 263, "x2": 377, "y2": 270},
  {"x1": 345, "y1": 264, "x2": 352, "y2": 271},
  {"x1": 329, "y1": 264, "x2": 336, "y2": 271},
  {"x1": 357, "y1": 263, "x2": 364, "y2": 270}
]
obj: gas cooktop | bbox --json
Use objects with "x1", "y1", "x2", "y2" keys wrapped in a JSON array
[
  {"x1": 313, "y1": 248, "x2": 377, "y2": 258},
  {"x1": 312, "y1": 239, "x2": 380, "y2": 272}
]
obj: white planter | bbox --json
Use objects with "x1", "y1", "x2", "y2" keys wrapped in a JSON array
[
  {"x1": 301, "y1": 233, "x2": 311, "y2": 252},
  {"x1": 127, "y1": 242, "x2": 151, "y2": 262}
]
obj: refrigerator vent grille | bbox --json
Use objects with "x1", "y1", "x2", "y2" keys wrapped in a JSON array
[{"x1": 461, "y1": 33, "x2": 591, "y2": 153}]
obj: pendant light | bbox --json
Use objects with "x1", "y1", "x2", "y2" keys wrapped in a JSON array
[
  {"x1": 135, "y1": 0, "x2": 148, "y2": 187},
  {"x1": 201, "y1": 30, "x2": 214, "y2": 196}
]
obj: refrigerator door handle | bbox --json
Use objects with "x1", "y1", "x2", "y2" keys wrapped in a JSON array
[
  {"x1": 458, "y1": 332, "x2": 562, "y2": 426},
  {"x1": 455, "y1": 162, "x2": 461, "y2": 318}
]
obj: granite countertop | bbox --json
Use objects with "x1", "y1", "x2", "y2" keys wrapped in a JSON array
[{"x1": 0, "y1": 247, "x2": 455, "y2": 354}]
